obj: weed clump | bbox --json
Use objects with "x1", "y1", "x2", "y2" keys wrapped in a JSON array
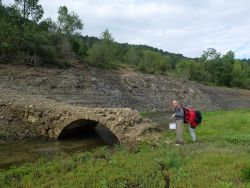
[{"x1": 241, "y1": 166, "x2": 250, "y2": 182}]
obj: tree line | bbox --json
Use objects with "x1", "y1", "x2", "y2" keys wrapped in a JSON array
[{"x1": 0, "y1": 0, "x2": 250, "y2": 89}]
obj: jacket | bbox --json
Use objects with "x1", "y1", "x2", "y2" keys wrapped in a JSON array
[{"x1": 175, "y1": 105, "x2": 184, "y2": 120}]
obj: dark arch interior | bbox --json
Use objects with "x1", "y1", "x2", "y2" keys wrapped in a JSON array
[{"x1": 58, "y1": 119, "x2": 119, "y2": 145}]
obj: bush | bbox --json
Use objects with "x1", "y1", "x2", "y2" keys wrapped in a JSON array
[{"x1": 241, "y1": 166, "x2": 250, "y2": 182}]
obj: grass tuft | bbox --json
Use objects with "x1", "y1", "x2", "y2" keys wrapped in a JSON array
[{"x1": 241, "y1": 166, "x2": 250, "y2": 182}]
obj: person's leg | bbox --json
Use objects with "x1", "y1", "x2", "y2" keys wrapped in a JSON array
[
  {"x1": 176, "y1": 120, "x2": 183, "y2": 144},
  {"x1": 192, "y1": 128, "x2": 196, "y2": 141},
  {"x1": 175, "y1": 121, "x2": 180, "y2": 143},
  {"x1": 179, "y1": 121, "x2": 183, "y2": 143},
  {"x1": 189, "y1": 125, "x2": 196, "y2": 142},
  {"x1": 175, "y1": 121, "x2": 179, "y2": 143}
]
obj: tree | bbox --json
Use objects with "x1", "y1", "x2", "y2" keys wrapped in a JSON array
[
  {"x1": 230, "y1": 61, "x2": 244, "y2": 87},
  {"x1": 123, "y1": 47, "x2": 140, "y2": 65},
  {"x1": 232, "y1": 61, "x2": 243, "y2": 78},
  {"x1": 222, "y1": 51, "x2": 235, "y2": 64},
  {"x1": 70, "y1": 36, "x2": 88, "y2": 58},
  {"x1": 176, "y1": 59, "x2": 211, "y2": 82},
  {"x1": 100, "y1": 29, "x2": 115, "y2": 54},
  {"x1": 57, "y1": 6, "x2": 83, "y2": 35},
  {"x1": 39, "y1": 18, "x2": 57, "y2": 32},
  {"x1": 201, "y1": 48, "x2": 221, "y2": 62},
  {"x1": 200, "y1": 48, "x2": 222, "y2": 84},
  {"x1": 87, "y1": 29, "x2": 117, "y2": 67},
  {"x1": 14, "y1": 0, "x2": 44, "y2": 22},
  {"x1": 217, "y1": 51, "x2": 235, "y2": 86},
  {"x1": 138, "y1": 50, "x2": 171, "y2": 74},
  {"x1": 101, "y1": 28, "x2": 114, "y2": 42}
]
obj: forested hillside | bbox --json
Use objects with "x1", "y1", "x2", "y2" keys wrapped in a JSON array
[{"x1": 0, "y1": 0, "x2": 250, "y2": 89}]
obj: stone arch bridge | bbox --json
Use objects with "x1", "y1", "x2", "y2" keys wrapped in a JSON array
[{"x1": 6, "y1": 92, "x2": 150, "y2": 145}]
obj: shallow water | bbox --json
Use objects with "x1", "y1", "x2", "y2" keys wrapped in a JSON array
[{"x1": 0, "y1": 136, "x2": 105, "y2": 169}]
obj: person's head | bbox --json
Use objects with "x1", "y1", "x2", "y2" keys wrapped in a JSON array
[
  {"x1": 187, "y1": 104, "x2": 193, "y2": 109},
  {"x1": 172, "y1": 100, "x2": 178, "y2": 108}
]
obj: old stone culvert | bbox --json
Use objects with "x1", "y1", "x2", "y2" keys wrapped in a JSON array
[{"x1": 3, "y1": 91, "x2": 150, "y2": 145}]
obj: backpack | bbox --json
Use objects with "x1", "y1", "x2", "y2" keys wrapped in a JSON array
[
  {"x1": 181, "y1": 106, "x2": 190, "y2": 124},
  {"x1": 195, "y1": 110, "x2": 202, "y2": 124}
]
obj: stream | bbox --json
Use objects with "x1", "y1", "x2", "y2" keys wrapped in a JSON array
[{"x1": 0, "y1": 136, "x2": 105, "y2": 169}]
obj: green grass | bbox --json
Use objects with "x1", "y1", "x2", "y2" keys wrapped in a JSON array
[{"x1": 0, "y1": 109, "x2": 250, "y2": 188}]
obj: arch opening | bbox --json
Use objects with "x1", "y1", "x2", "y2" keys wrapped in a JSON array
[{"x1": 58, "y1": 119, "x2": 119, "y2": 145}]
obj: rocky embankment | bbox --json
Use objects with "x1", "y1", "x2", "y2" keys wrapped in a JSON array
[{"x1": 0, "y1": 63, "x2": 221, "y2": 111}]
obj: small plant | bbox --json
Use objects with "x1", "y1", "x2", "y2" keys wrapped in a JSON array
[
  {"x1": 140, "y1": 111, "x2": 150, "y2": 117},
  {"x1": 167, "y1": 151, "x2": 182, "y2": 169},
  {"x1": 154, "y1": 150, "x2": 182, "y2": 170},
  {"x1": 241, "y1": 166, "x2": 250, "y2": 182},
  {"x1": 58, "y1": 60, "x2": 71, "y2": 69},
  {"x1": 4, "y1": 166, "x2": 31, "y2": 184}
]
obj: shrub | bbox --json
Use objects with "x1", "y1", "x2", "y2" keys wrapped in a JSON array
[{"x1": 241, "y1": 166, "x2": 250, "y2": 182}]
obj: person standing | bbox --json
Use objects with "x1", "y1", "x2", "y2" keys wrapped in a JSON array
[
  {"x1": 187, "y1": 105, "x2": 197, "y2": 142},
  {"x1": 172, "y1": 100, "x2": 184, "y2": 144}
]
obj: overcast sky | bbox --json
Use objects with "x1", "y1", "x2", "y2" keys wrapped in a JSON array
[{"x1": 3, "y1": 0, "x2": 250, "y2": 58}]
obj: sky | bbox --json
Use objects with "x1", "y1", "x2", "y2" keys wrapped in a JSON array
[{"x1": 3, "y1": 0, "x2": 250, "y2": 58}]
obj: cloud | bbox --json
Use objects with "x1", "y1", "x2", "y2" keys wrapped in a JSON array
[{"x1": 2, "y1": 0, "x2": 250, "y2": 58}]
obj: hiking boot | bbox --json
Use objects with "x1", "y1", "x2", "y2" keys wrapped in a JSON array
[
  {"x1": 176, "y1": 141, "x2": 184, "y2": 145},
  {"x1": 175, "y1": 141, "x2": 184, "y2": 145}
]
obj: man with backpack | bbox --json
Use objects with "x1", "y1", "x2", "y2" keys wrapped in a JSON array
[{"x1": 172, "y1": 100, "x2": 184, "y2": 144}]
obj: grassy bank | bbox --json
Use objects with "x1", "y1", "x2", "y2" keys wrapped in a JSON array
[{"x1": 1, "y1": 109, "x2": 250, "y2": 188}]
